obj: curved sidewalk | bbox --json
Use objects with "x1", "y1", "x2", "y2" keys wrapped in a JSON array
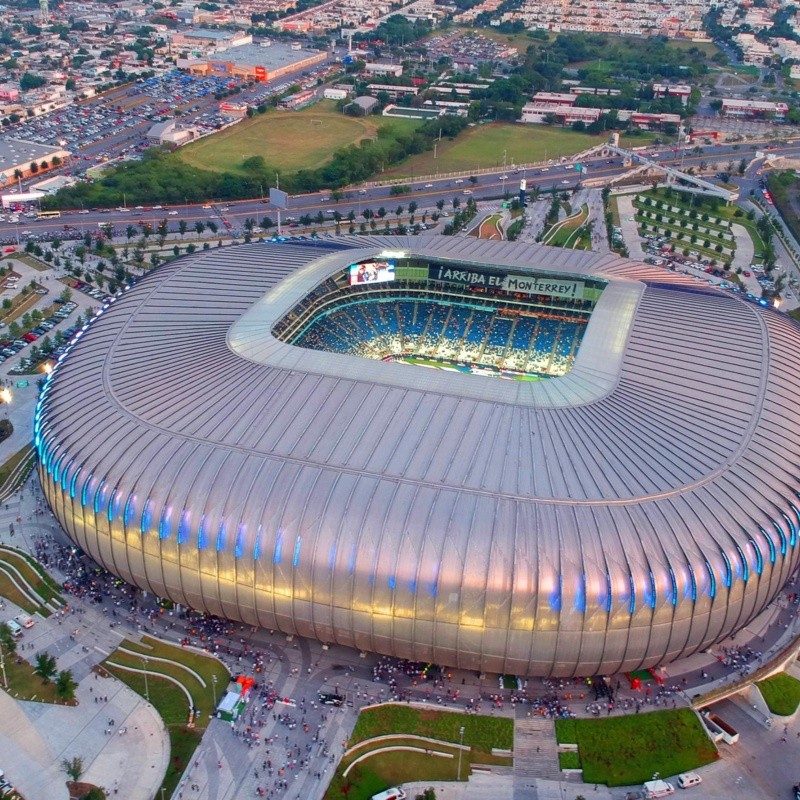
[{"x1": 0, "y1": 671, "x2": 169, "y2": 800}]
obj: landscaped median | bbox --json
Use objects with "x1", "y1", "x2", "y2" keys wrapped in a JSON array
[
  {"x1": 99, "y1": 635, "x2": 229, "y2": 800},
  {"x1": 757, "y1": 671, "x2": 800, "y2": 717},
  {"x1": 555, "y1": 709, "x2": 718, "y2": 786},
  {"x1": 324, "y1": 704, "x2": 513, "y2": 800},
  {"x1": 542, "y1": 204, "x2": 590, "y2": 249}
]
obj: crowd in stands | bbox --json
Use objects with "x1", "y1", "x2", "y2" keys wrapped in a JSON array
[{"x1": 293, "y1": 296, "x2": 587, "y2": 377}]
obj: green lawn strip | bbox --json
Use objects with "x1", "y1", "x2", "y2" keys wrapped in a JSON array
[
  {"x1": 347, "y1": 735, "x2": 511, "y2": 767},
  {"x1": 3, "y1": 652, "x2": 75, "y2": 704},
  {"x1": 757, "y1": 672, "x2": 800, "y2": 716},
  {"x1": 573, "y1": 227, "x2": 593, "y2": 251},
  {"x1": 100, "y1": 663, "x2": 201, "y2": 800},
  {"x1": 106, "y1": 638, "x2": 227, "y2": 721},
  {"x1": 325, "y1": 741, "x2": 492, "y2": 800},
  {"x1": 0, "y1": 548, "x2": 63, "y2": 606},
  {"x1": 635, "y1": 219, "x2": 734, "y2": 263},
  {"x1": 632, "y1": 199, "x2": 733, "y2": 237},
  {"x1": 559, "y1": 750, "x2": 581, "y2": 770},
  {"x1": 11, "y1": 253, "x2": 51, "y2": 272},
  {"x1": 547, "y1": 205, "x2": 589, "y2": 247},
  {"x1": 635, "y1": 215, "x2": 733, "y2": 253},
  {"x1": 0, "y1": 570, "x2": 41, "y2": 614},
  {"x1": 132, "y1": 635, "x2": 229, "y2": 690},
  {"x1": 162, "y1": 726, "x2": 203, "y2": 800},
  {"x1": 327, "y1": 738, "x2": 512, "y2": 800},
  {"x1": 554, "y1": 709, "x2": 718, "y2": 786},
  {"x1": 349, "y1": 705, "x2": 513, "y2": 753},
  {"x1": 0, "y1": 444, "x2": 35, "y2": 490}
]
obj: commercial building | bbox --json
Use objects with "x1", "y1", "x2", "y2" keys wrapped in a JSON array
[
  {"x1": 188, "y1": 41, "x2": 326, "y2": 82},
  {"x1": 721, "y1": 99, "x2": 789, "y2": 120},
  {"x1": 363, "y1": 62, "x2": 403, "y2": 78},
  {"x1": 170, "y1": 29, "x2": 253, "y2": 56},
  {"x1": 652, "y1": 83, "x2": 692, "y2": 105},
  {"x1": 0, "y1": 137, "x2": 70, "y2": 185},
  {"x1": 38, "y1": 237, "x2": 800, "y2": 676},
  {"x1": 521, "y1": 101, "x2": 601, "y2": 125},
  {"x1": 145, "y1": 121, "x2": 199, "y2": 147}
]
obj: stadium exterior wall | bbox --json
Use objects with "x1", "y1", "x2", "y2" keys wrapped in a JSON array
[{"x1": 34, "y1": 238, "x2": 800, "y2": 677}]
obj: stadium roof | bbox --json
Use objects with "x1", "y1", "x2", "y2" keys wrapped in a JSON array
[{"x1": 36, "y1": 237, "x2": 800, "y2": 675}]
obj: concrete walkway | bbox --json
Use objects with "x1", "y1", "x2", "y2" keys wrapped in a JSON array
[
  {"x1": 614, "y1": 195, "x2": 646, "y2": 260},
  {"x1": 0, "y1": 594, "x2": 170, "y2": 799}
]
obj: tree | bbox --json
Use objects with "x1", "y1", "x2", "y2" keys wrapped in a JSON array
[
  {"x1": 208, "y1": 221, "x2": 219, "y2": 233},
  {"x1": 194, "y1": 221, "x2": 205, "y2": 236},
  {"x1": 436, "y1": 199, "x2": 445, "y2": 211},
  {"x1": 0, "y1": 622, "x2": 16, "y2": 657},
  {"x1": 55, "y1": 669, "x2": 77, "y2": 701},
  {"x1": 178, "y1": 219, "x2": 187, "y2": 238},
  {"x1": 415, "y1": 790, "x2": 437, "y2": 800},
  {"x1": 34, "y1": 651, "x2": 57, "y2": 683},
  {"x1": 61, "y1": 756, "x2": 84, "y2": 782}
]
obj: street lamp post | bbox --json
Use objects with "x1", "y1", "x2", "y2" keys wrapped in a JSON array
[
  {"x1": 0, "y1": 640, "x2": 8, "y2": 690},
  {"x1": 141, "y1": 656, "x2": 149, "y2": 702},
  {"x1": 211, "y1": 673, "x2": 218, "y2": 717},
  {"x1": 457, "y1": 725, "x2": 465, "y2": 780}
]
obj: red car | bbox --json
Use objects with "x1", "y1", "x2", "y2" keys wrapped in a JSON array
[{"x1": 23, "y1": 333, "x2": 37, "y2": 342}]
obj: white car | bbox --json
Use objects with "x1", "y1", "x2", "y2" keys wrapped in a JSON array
[{"x1": 168, "y1": 211, "x2": 178, "y2": 216}]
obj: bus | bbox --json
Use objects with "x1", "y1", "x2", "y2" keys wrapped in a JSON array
[{"x1": 37, "y1": 210, "x2": 61, "y2": 219}]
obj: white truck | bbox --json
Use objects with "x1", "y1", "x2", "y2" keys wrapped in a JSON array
[{"x1": 643, "y1": 779, "x2": 675, "y2": 798}]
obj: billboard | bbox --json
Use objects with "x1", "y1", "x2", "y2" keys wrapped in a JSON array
[
  {"x1": 428, "y1": 265, "x2": 584, "y2": 300},
  {"x1": 503, "y1": 274, "x2": 584, "y2": 300},
  {"x1": 349, "y1": 261, "x2": 395, "y2": 284},
  {"x1": 254, "y1": 66, "x2": 267, "y2": 81},
  {"x1": 269, "y1": 188, "x2": 288, "y2": 209}
]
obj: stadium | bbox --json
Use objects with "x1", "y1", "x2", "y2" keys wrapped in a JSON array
[{"x1": 35, "y1": 237, "x2": 800, "y2": 677}]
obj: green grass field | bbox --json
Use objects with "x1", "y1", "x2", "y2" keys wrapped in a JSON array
[
  {"x1": 555, "y1": 709, "x2": 718, "y2": 786},
  {"x1": 177, "y1": 101, "x2": 418, "y2": 175},
  {"x1": 757, "y1": 672, "x2": 800, "y2": 716},
  {"x1": 325, "y1": 707, "x2": 513, "y2": 800},
  {"x1": 2, "y1": 652, "x2": 75, "y2": 704},
  {"x1": 383, "y1": 123, "x2": 657, "y2": 177},
  {"x1": 350, "y1": 705, "x2": 513, "y2": 753}
]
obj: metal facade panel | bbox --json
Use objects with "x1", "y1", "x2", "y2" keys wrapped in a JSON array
[{"x1": 35, "y1": 239, "x2": 800, "y2": 676}]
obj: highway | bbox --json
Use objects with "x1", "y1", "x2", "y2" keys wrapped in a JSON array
[{"x1": 4, "y1": 138, "x2": 800, "y2": 243}]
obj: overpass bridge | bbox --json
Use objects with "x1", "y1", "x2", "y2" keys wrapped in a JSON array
[{"x1": 571, "y1": 140, "x2": 739, "y2": 201}]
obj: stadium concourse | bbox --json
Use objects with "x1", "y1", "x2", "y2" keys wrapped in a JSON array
[{"x1": 34, "y1": 236, "x2": 800, "y2": 678}]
